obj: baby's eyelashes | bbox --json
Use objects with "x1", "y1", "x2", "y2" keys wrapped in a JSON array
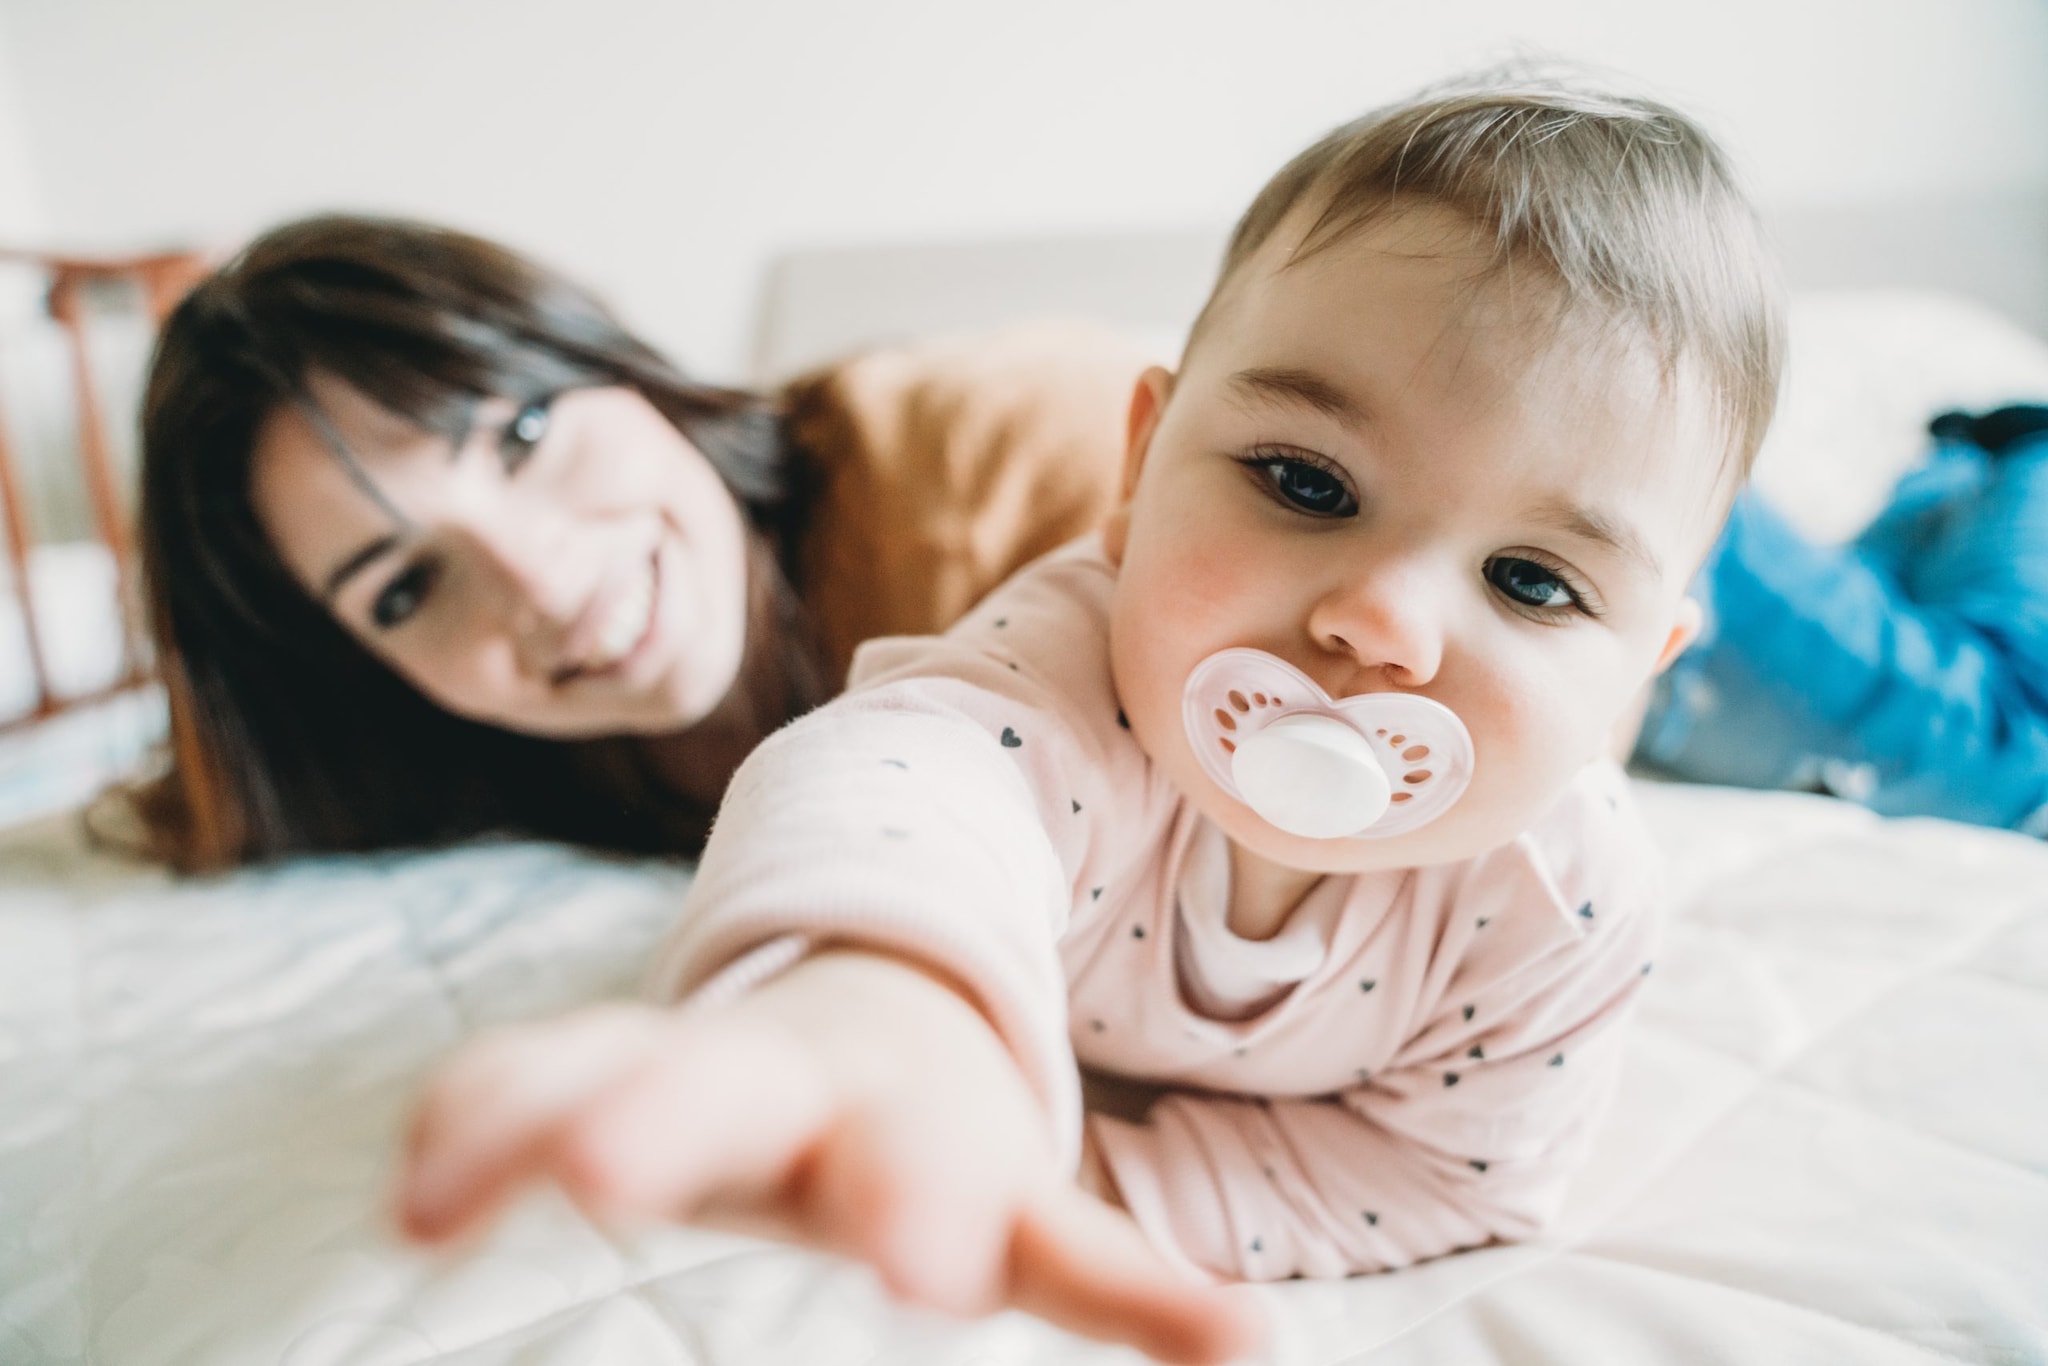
[
  {"x1": 1483, "y1": 553, "x2": 1603, "y2": 622},
  {"x1": 1233, "y1": 448, "x2": 1359, "y2": 518}
]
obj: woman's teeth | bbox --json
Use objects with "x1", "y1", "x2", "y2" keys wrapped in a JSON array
[{"x1": 589, "y1": 562, "x2": 656, "y2": 669}]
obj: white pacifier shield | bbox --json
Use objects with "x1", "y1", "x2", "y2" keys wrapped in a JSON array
[
  {"x1": 1231, "y1": 714, "x2": 1391, "y2": 839},
  {"x1": 1181, "y1": 647, "x2": 1475, "y2": 839}
]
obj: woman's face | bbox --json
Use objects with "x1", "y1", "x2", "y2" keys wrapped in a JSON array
[{"x1": 250, "y1": 373, "x2": 751, "y2": 738}]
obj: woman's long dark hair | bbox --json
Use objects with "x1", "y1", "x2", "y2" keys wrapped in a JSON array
[{"x1": 125, "y1": 214, "x2": 827, "y2": 871}]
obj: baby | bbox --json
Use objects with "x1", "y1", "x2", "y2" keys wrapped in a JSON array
[{"x1": 397, "y1": 73, "x2": 1782, "y2": 1365}]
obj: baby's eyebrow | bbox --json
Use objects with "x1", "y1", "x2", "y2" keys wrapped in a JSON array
[
  {"x1": 1229, "y1": 367, "x2": 1366, "y2": 427},
  {"x1": 1530, "y1": 499, "x2": 1662, "y2": 581}
]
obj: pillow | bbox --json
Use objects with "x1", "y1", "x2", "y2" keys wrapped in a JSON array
[{"x1": 1752, "y1": 291, "x2": 2048, "y2": 543}]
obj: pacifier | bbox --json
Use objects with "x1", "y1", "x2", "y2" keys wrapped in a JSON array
[{"x1": 1180, "y1": 648, "x2": 1474, "y2": 840}]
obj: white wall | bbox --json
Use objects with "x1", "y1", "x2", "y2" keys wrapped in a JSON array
[
  {"x1": 0, "y1": 15, "x2": 49, "y2": 317},
  {"x1": 0, "y1": 16, "x2": 43, "y2": 245},
  {"x1": 0, "y1": 23, "x2": 72, "y2": 534},
  {"x1": 0, "y1": 0, "x2": 2042, "y2": 382}
]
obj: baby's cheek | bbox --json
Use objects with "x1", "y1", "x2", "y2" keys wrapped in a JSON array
[
  {"x1": 1148, "y1": 538, "x2": 1249, "y2": 621},
  {"x1": 1463, "y1": 671, "x2": 1610, "y2": 825},
  {"x1": 1115, "y1": 553, "x2": 1235, "y2": 678},
  {"x1": 1108, "y1": 606, "x2": 1188, "y2": 762}
]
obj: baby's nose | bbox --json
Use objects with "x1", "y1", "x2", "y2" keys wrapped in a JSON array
[{"x1": 1306, "y1": 570, "x2": 1445, "y2": 685}]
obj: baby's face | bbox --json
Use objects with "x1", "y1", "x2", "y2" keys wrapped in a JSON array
[{"x1": 1104, "y1": 204, "x2": 1719, "y2": 873}]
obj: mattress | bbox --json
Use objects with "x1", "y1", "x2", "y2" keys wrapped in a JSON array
[{"x1": 2, "y1": 778, "x2": 2043, "y2": 1365}]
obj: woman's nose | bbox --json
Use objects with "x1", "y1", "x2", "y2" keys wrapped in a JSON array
[
  {"x1": 1305, "y1": 564, "x2": 1446, "y2": 687},
  {"x1": 463, "y1": 515, "x2": 588, "y2": 660}
]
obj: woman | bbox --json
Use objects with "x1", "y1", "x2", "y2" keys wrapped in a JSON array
[{"x1": 129, "y1": 214, "x2": 1143, "y2": 870}]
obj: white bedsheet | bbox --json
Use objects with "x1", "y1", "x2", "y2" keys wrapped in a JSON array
[{"x1": 2, "y1": 779, "x2": 2043, "y2": 1365}]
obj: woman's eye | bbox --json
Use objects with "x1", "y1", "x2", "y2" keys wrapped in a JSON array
[
  {"x1": 498, "y1": 398, "x2": 553, "y2": 472},
  {"x1": 371, "y1": 561, "x2": 438, "y2": 629},
  {"x1": 1486, "y1": 556, "x2": 1582, "y2": 614},
  {"x1": 1245, "y1": 453, "x2": 1357, "y2": 517}
]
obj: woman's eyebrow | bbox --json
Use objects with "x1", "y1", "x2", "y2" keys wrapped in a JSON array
[
  {"x1": 1228, "y1": 366, "x2": 1366, "y2": 428},
  {"x1": 323, "y1": 534, "x2": 401, "y2": 600},
  {"x1": 1532, "y1": 500, "x2": 1662, "y2": 580}
]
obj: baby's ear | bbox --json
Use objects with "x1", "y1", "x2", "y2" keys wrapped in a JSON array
[
  {"x1": 1104, "y1": 367, "x2": 1173, "y2": 568},
  {"x1": 1652, "y1": 596, "x2": 1703, "y2": 674}
]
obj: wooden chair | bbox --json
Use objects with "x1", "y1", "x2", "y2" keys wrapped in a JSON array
[{"x1": 0, "y1": 247, "x2": 207, "y2": 733}]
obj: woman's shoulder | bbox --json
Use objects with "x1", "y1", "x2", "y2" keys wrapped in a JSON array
[
  {"x1": 847, "y1": 534, "x2": 1117, "y2": 695},
  {"x1": 778, "y1": 322, "x2": 1153, "y2": 682}
]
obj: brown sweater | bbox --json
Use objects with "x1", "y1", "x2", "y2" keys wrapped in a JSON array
[{"x1": 781, "y1": 321, "x2": 1152, "y2": 682}]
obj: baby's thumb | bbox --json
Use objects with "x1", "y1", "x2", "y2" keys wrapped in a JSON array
[{"x1": 1007, "y1": 1184, "x2": 1267, "y2": 1366}]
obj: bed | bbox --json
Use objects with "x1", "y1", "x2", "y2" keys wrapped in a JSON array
[
  {"x1": 4, "y1": 777, "x2": 2043, "y2": 1364},
  {"x1": 3, "y1": 199, "x2": 2047, "y2": 1364}
]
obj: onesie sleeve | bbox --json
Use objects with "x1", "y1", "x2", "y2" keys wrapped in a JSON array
[
  {"x1": 1091, "y1": 771, "x2": 1664, "y2": 1280},
  {"x1": 645, "y1": 543, "x2": 1142, "y2": 1170}
]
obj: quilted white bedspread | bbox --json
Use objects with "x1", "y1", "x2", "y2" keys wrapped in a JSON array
[{"x1": 3, "y1": 779, "x2": 2045, "y2": 1365}]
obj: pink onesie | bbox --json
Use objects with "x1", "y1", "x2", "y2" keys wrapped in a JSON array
[{"x1": 650, "y1": 537, "x2": 1663, "y2": 1281}]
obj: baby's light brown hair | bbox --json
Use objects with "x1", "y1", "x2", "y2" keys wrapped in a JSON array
[{"x1": 1192, "y1": 68, "x2": 1786, "y2": 491}]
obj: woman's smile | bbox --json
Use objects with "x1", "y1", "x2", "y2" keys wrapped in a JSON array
[{"x1": 558, "y1": 547, "x2": 662, "y2": 683}]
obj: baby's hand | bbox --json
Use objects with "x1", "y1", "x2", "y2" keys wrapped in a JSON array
[{"x1": 396, "y1": 951, "x2": 1261, "y2": 1366}]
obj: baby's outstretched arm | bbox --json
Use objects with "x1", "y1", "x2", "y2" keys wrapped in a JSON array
[{"x1": 396, "y1": 949, "x2": 1261, "y2": 1366}]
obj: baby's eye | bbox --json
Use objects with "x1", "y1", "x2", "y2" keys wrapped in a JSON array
[
  {"x1": 498, "y1": 397, "x2": 554, "y2": 473},
  {"x1": 1485, "y1": 556, "x2": 1584, "y2": 615},
  {"x1": 1238, "y1": 451, "x2": 1357, "y2": 517},
  {"x1": 372, "y1": 560, "x2": 439, "y2": 630}
]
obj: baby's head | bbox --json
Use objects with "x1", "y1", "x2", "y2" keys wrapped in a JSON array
[{"x1": 1102, "y1": 70, "x2": 1784, "y2": 873}]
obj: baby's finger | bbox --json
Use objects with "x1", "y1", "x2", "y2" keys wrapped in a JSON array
[
  {"x1": 798, "y1": 1101, "x2": 1023, "y2": 1316},
  {"x1": 549, "y1": 1015, "x2": 833, "y2": 1222},
  {"x1": 1007, "y1": 1185, "x2": 1266, "y2": 1366},
  {"x1": 398, "y1": 1004, "x2": 667, "y2": 1242}
]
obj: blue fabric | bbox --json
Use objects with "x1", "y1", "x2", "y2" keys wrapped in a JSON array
[{"x1": 1633, "y1": 428, "x2": 2048, "y2": 834}]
